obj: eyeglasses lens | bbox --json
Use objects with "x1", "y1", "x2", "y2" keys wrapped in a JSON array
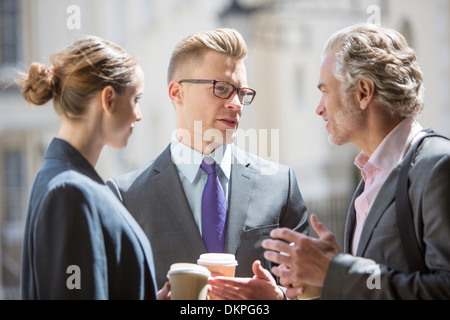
[{"x1": 214, "y1": 81, "x2": 255, "y2": 105}]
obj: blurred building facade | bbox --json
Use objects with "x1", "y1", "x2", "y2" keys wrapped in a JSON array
[{"x1": 0, "y1": 0, "x2": 448, "y2": 299}]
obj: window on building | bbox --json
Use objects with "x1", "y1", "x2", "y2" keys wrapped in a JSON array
[
  {"x1": 400, "y1": 19, "x2": 415, "y2": 49},
  {"x1": 294, "y1": 65, "x2": 305, "y2": 110},
  {"x1": 1, "y1": 149, "x2": 27, "y2": 299},
  {"x1": 0, "y1": 0, "x2": 20, "y2": 67},
  {"x1": 3, "y1": 150, "x2": 27, "y2": 222}
]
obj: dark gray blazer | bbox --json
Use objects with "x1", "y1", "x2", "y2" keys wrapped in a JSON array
[
  {"x1": 322, "y1": 135, "x2": 450, "y2": 299},
  {"x1": 21, "y1": 138, "x2": 157, "y2": 299},
  {"x1": 107, "y1": 144, "x2": 309, "y2": 289}
]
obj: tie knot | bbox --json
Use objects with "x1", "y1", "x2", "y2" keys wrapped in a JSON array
[{"x1": 201, "y1": 157, "x2": 216, "y2": 175}]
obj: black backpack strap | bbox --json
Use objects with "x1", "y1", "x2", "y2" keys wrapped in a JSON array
[{"x1": 395, "y1": 130, "x2": 449, "y2": 273}]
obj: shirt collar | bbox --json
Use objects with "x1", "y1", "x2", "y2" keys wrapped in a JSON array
[
  {"x1": 45, "y1": 137, "x2": 104, "y2": 184},
  {"x1": 170, "y1": 132, "x2": 232, "y2": 183},
  {"x1": 354, "y1": 117, "x2": 423, "y2": 174}
]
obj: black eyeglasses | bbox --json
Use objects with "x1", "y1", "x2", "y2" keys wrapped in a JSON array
[{"x1": 178, "y1": 79, "x2": 256, "y2": 106}]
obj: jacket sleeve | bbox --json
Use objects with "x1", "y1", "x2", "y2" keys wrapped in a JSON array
[
  {"x1": 280, "y1": 167, "x2": 309, "y2": 235},
  {"x1": 322, "y1": 153, "x2": 450, "y2": 299},
  {"x1": 33, "y1": 185, "x2": 108, "y2": 299}
]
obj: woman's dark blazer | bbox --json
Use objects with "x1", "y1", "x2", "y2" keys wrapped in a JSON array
[{"x1": 21, "y1": 138, "x2": 157, "y2": 299}]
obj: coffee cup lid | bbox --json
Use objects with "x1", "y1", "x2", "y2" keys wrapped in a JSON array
[
  {"x1": 197, "y1": 253, "x2": 238, "y2": 266},
  {"x1": 167, "y1": 263, "x2": 211, "y2": 277}
]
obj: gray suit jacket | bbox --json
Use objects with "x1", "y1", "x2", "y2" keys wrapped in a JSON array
[
  {"x1": 322, "y1": 135, "x2": 450, "y2": 299},
  {"x1": 108, "y1": 144, "x2": 309, "y2": 289}
]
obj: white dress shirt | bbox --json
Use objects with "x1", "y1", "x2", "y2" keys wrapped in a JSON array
[{"x1": 170, "y1": 134, "x2": 232, "y2": 234}]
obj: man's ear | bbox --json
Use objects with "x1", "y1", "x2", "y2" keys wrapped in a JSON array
[
  {"x1": 168, "y1": 80, "x2": 183, "y2": 106},
  {"x1": 101, "y1": 86, "x2": 116, "y2": 115},
  {"x1": 356, "y1": 78, "x2": 375, "y2": 110}
]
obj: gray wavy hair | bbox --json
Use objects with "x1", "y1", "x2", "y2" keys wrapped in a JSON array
[{"x1": 323, "y1": 24, "x2": 424, "y2": 117}]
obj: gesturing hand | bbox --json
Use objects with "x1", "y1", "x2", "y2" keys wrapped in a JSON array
[
  {"x1": 262, "y1": 214, "x2": 341, "y2": 289},
  {"x1": 208, "y1": 260, "x2": 285, "y2": 300}
]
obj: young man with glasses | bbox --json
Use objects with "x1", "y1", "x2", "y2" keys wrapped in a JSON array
[{"x1": 107, "y1": 28, "x2": 309, "y2": 299}]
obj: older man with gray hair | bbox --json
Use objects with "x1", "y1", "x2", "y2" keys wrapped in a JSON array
[{"x1": 263, "y1": 23, "x2": 450, "y2": 299}]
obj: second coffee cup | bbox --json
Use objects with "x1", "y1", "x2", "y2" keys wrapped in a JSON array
[
  {"x1": 197, "y1": 253, "x2": 238, "y2": 277},
  {"x1": 292, "y1": 281, "x2": 322, "y2": 300}
]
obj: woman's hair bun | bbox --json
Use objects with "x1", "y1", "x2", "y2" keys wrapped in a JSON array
[
  {"x1": 18, "y1": 62, "x2": 56, "y2": 106},
  {"x1": 17, "y1": 36, "x2": 138, "y2": 116}
]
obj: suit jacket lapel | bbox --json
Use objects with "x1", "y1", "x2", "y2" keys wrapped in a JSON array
[
  {"x1": 226, "y1": 147, "x2": 255, "y2": 254},
  {"x1": 355, "y1": 166, "x2": 400, "y2": 256},
  {"x1": 344, "y1": 180, "x2": 365, "y2": 253},
  {"x1": 119, "y1": 205, "x2": 158, "y2": 294},
  {"x1": 151, "y1": 146, "x2": 207, "y2": 259}
]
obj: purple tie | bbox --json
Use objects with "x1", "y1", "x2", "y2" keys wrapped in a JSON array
[{"x1": 200, "y1": 157, "x2": 227, "y2": 253}]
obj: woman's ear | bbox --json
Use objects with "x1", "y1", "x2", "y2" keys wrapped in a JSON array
[
  {"x1": 101, "y1": 86, "x2": 116, "y2": 115},
  {"x1": 168, "y1": 80, "x2": 183, "y2": 106},
  {"x1": 356, "y1": 78, "x2": 375, "y2": 110}
]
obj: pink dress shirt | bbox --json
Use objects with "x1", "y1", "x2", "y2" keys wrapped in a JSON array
[{"x1": 351, "y1": 117, "x2": 425, "y2": 255}]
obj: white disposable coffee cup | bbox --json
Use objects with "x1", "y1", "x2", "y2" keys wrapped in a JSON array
[
  {"x1": 197, "y1": 253, "x2": 238, "y2": 277},
  {"x1": 197, "y1": 253, "x2": 238, "y2": 300},
  {"x1": 167, "y1": 263, "x2": 211, "y2": 300}
]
